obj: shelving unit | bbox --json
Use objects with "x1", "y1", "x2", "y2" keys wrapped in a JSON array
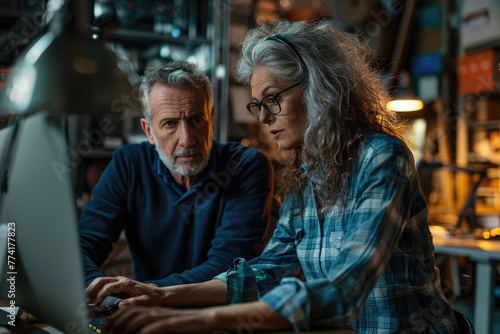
[
  {"x1": 0, "y1": 1, "x2": 231, "y2": 210},
  {"x1": 95, "y1": 1, "x2": 230, "y2": 142},
  {"x1": 404, "y1": 0, "x2": 458, "y2": 222},
  {"x1": 70, "y1": 1, "x2": 230, "y2": 209},
  {"x1": 110, "y1": 28, "x2": 212, "y2": 46},
  {"x1": 0, "y1": 1, "x2": 47, "y2": 66},
  {"x1": 456, "y1": 97, "x2": 500, "y2": 219}
]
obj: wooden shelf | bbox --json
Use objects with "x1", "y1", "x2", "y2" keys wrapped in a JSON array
[
  {"x1": 474, "y1": 204, "x2": 500, "y2": 215},
  {"x1": 109, "y1": 28, "x2": 211, "y2": 47},
  {"x1": 470, "y1": 120, "x2": 500, "y2": 130}
]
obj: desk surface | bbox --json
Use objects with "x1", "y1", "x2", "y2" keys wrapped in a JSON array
[
  {"x1": 1, "y1": 300, "x2": 356, "y2": 334},
  {"x1": 0, "y1": 324, "x2": 356, "y2": 334},
  {"x1": 433, "y1": 236, "x2": 500, "y2": 334},
  {"x1": 433, "y1": 236, "x2": 500, "y2": 261},
  {"x1": 258, "y1": 332, "x2": 356, "y2": 334}
]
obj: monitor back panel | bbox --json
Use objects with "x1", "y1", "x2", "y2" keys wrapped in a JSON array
[{"x1": 0, "y1": 113, "x2": 89, "y2": 333}]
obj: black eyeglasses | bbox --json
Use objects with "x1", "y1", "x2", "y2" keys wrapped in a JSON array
[{"x1": 246, "y1": 82, "x2": 301, "y2": 120}]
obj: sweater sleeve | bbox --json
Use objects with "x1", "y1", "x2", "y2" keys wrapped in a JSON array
[{"x1": 78, "y1": 149, "x2": 129, "y2": 287}]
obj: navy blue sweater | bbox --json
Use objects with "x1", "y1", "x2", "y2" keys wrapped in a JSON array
[{"x1": 79, "y1": 140, "x2": 273, "y2": 287}]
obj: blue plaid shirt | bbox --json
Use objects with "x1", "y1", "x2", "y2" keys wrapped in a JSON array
[{"x1": 215, "y1": 134, "x2": 458, "y2": 333}]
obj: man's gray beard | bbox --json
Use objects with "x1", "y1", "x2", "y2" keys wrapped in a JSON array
[{"x1": 152, "y1": 130, "x2": 211, "y2": 177}]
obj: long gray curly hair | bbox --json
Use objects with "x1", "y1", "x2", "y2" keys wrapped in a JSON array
[{"x1": 237, "y1": 19, "x2": 404, "y2": 215}]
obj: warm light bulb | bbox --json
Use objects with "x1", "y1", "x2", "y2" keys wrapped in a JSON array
[{"x1": 387, "y1": 99, "x2": 424, "y2": 112}]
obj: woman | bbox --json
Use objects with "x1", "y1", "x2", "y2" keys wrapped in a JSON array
[{"x1": 90, "y1": 19, "x2": 458, "y2": 333}]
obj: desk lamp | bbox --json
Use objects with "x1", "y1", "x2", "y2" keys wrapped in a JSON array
[
  {"x1": 0, "y1": 0, "x2": 132, "y2": 116},
  {"x1": 387, "y1": 73, "x2": 423, "y2": 113},
  {"x1": 0, "y1": 0, "x2": 133, "y2": 193},
  {"x1": 387, "y1": 88, "x2": 424, "y2": 112},
  {"x1": 0, "y1": 0, "x2": 133, "y2": 270}
]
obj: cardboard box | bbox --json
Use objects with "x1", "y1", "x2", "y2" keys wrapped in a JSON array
[
  {"x1": 418, "y1": 4, "x2": 442, "y2": 30},
  {"x1": 412, "y1": 51, "x2": 442, "y2": 76},
  {"x1": 457, "y1": 49, "x2": 500, "y2": 95},
  {"x1": 474, "y1": 97, "x2": 500, "y2": 121},
  {"x1": 416, "y1": 28, "x2": 442, "y2": 54},
  {"x1": 416, "y1": 75, "x2": 440, "y2": 103},
  {"x1": 461, "y1": 0, "x2": 500, "y2": 50}
]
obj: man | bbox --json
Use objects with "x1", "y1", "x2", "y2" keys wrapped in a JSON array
[{"x1": 79, "y1": 60, "x2": 273, "y2": 288}]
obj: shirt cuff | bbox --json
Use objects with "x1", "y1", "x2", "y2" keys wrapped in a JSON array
[
  {"x1": 223, "y1": 258, "x2": 260, "y2": 304},
  {"x1": 260, "y1": 277, "x2": 310, "y2": 331},
  {"x1": 212, "y1": 272, "x2": 228, "y2": 285}
]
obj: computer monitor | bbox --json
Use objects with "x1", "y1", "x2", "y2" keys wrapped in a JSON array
[{"x1": 0, "y1": 112, "x2": 90, "y2": 333}]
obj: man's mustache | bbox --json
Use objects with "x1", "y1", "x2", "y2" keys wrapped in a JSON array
[{"x1": 173, "y1": 147, "x2": 203, "y2": 158}]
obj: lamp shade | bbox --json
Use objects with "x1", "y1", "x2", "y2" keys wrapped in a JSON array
[
  {"x1": 0, "y1": 4, "x2": 133, "y2": 116},
  {"x1": 387, "y1": 98, "x2": 424, "y2": 112}
]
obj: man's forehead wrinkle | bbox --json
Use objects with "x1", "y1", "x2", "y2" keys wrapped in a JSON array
[
  {"x1": 151, "y1": 97, "x2": 207, "y2": 113},
  {"x1": 154, "y1": 95, "x2": 201, "y2": 105}
]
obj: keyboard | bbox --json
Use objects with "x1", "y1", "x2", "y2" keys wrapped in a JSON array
[{"x1": 87, "y1": 297, "x2": 122, "y2": 333}]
